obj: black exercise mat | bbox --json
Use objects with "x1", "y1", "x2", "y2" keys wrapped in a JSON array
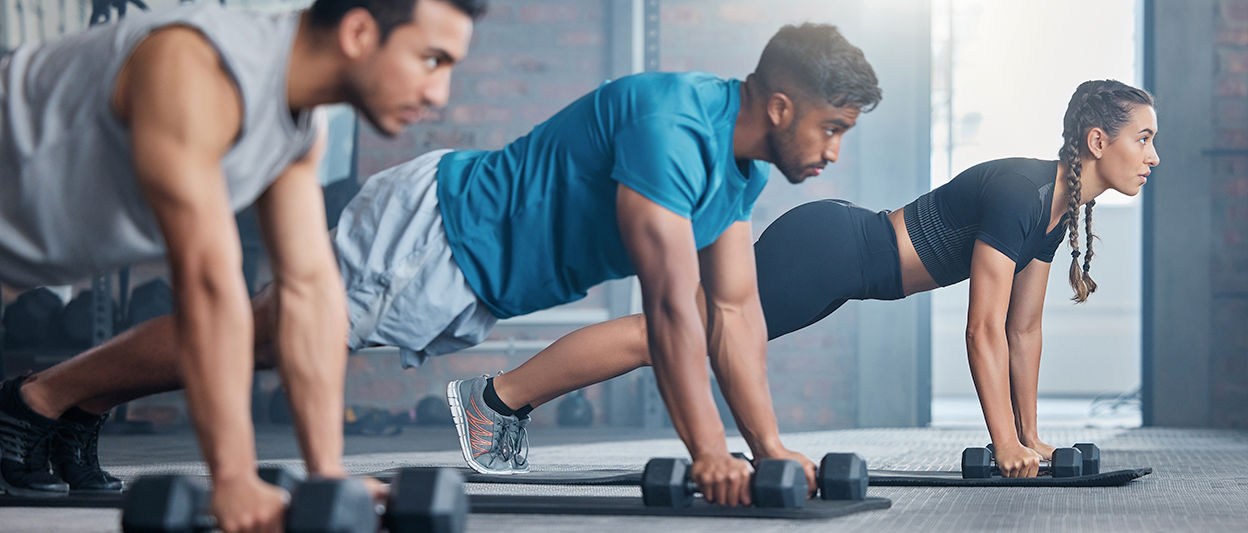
[
  {"x1": 370, "y1": 466, "x2": 1151, "y2": 488},
  {"x1": 867, "y1": 468, "x2": 1152, "y2": 487},
  {"x1": 469, "y1": 494, "x2": 890, "y2": 518},
  {"x1": 0, "y1": 490, "x2": 891, "y2": 519}
]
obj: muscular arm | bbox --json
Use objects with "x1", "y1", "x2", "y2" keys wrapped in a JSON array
[
  {"x1": 1004, "y1": 258, "x2": 1052, "y2": 456},
  {"x1": 966, "y1": 240, "x2": 1037, "y2": 476},
  {"x1": 615, "y1": 185, "x2": 725, "y2": 460},
  {"x1": 119, "y1": 28, "x2": 256, "y2": 486},
  {"x1": 254, "y1": 126, "x2": 349, "y2": 477},
  {"x1": 698, "y1": 222, "x2": 779, "y2": 455}
]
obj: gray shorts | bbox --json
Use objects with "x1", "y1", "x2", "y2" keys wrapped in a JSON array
[{"x1": 334, "y1": 149, "x2": 497, "y2": 368}]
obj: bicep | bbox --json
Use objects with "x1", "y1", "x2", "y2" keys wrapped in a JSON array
[
  {"x1": 697, "y1": 221, "x2": 759, "y2": 308},
  {"x1": 967, "y1": 240, "x2": 1017, "y2": 330}
]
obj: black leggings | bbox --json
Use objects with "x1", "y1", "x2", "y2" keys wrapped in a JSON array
[{"x1": 754, "y1": 200, "x2": 905, "y2": 340}]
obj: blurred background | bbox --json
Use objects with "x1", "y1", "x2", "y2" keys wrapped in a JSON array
[{"x1": 0, "y1": 0, "x2": 1243, "y2": 441}]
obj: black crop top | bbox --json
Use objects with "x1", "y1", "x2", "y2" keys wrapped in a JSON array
[{"x1": 903, "y1": 158, "x2": 1068, "y2": 287}]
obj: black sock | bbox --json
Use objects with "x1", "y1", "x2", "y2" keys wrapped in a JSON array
[
  {"x1": 59, "y1": 406, "x2": 106, "y2": 426},
  {"x1": 482, "y1": 378, "x2": 517, "y2": 417},
  {"x1": 515, "y1": 404, "x2": 534, "y2": 419}
]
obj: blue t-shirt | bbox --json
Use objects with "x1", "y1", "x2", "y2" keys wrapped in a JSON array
[{"x1": 437, "y1": 72, "x2": 771, "y2": 318}]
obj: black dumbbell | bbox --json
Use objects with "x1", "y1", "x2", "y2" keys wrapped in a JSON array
[
  {"x1": 985, "y1": 442, "x2": 1101, "y2": 475},
  {"x1": 121, "y1": 467, "x2": 375, "y2": 533},
  {"x1": 1073, "y1": 442, "x2": 1101, "y2": 475},
  {"x1": 641, "y1": 457, "x2": 807, "y2": 508},
  {"x1": 962, "y1": 446, "x2": 1083, "y2": 479},
  {"x1": 818, "y1": 453, "x2": 868, "y2": 500},
  {"x1": 384, "y1": 467, "x2": 468, "y2": 533}
]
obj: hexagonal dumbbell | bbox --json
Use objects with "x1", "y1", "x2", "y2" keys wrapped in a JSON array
[
  {"x1": 384, "y1": 467, "x2": 468, "y2": 533},
  {"x1": 962, "y1": 446, "x2": 1084, "y2": 479},
  {"x1": 818, "y1": 453, "x2": 868, "y2": 500},
  {"x1": 122, "y1": 467, "x2": 376, "y2": 533},
  {"x1": 640, "y1": 457, "x2": 807, "y2": 508},
  {"x1": 1073, "y1": 443, "x2": 1101, "y2": 475}
]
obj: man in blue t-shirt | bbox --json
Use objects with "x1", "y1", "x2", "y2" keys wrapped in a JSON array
[{"x1": 30, "y1": 23, "x2": 881, "y2": 505}]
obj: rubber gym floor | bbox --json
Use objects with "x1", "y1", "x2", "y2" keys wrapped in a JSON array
[{"x1": 2, "y1": 424, "x2": 1246, "y2": 532}]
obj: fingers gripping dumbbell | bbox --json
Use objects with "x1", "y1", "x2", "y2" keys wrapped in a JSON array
[{"x1": 640, "y1": 457, "x2": 807, "y2": 508}]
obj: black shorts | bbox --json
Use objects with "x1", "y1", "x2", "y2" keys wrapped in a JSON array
[{"x1": 755, "y1": 199, "x2": 905, "y2": 340}]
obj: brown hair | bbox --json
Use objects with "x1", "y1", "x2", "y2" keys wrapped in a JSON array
[{"x1": 1058, "y1": 80, "x2": 1153, "y2": 302}]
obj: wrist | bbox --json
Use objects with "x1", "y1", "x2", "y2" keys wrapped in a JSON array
[{"x1": 750, "y1": 436, "x2": 788, "y2": 458}]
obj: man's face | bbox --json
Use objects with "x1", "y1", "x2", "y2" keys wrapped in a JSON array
[
  {"x1": 766, "y1": 96, "x2": 861, "y2": 184},
  {"x1": 345, "y1": 0, "x2": 474, "y2": 137}
]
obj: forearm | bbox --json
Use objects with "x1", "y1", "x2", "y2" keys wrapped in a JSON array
[
  {"x1": 706, "y1": 304, "x2": 783, "y2": 456},
  {"x1": 176, "y1": 273, "x2": 258, "y2": 485},
  {"x1": 1007, "y1": 331, "x2": 1043, "y2": 444},
  {"x1": 966, "y1": 325, "x2": 1021, "y2": 447},
  {"x1": 272, "y1": 272, "x2": 349, "y2": 476},
  {"x1": 647, "y1": 302, "x2": 727, "y2": 460}
]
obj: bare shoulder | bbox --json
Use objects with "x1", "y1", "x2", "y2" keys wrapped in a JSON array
[{"x1": 114, "y1": 25, "x2": 241, "y2": 143}]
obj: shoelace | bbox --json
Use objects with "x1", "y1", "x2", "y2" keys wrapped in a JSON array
[
  {"x1": 25, "y1": 426, "x2": 55, "y2": 473},
  {"x1": 490, "y1": 418, "x2": 521, "y2": 462},
  {"x1": 510, "y1": 422, "x2": 529, "y2": 465},
  {"x1": 57, "y1": 416, "x2": 106, "y2": 468}
]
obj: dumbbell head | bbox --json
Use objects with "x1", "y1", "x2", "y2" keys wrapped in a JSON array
[
  {"x1": 818, "y1": 453, "x2": 868, "y2": 500},
  {"x1": 961, "y1": 447, "x2": 993, "y2": 479},
  {"x1": 751, "y1": 459, "x2": 807, "y2": 508},
  {"x1": 1049, "y1": 447, "x2": 1084, "y2": 478},
  {"x1": 386, "y1": 468, "x2": 468, "y2": 533},
  {"x1": 641, "y1": 458, "x2": 694, "y2": 508},
  {"x1": 1073, "y1": 443, "x2": 1100, "y2": 475},
  {"x1": 121, "y1": 475, "x2": 210, "y2": 533},
  {"x1": 286, "y1": 477, "x2": 377, "y2": 533}
]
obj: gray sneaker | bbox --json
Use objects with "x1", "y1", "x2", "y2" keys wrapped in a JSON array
[{"x1": 447, "y1": 376, "x2": 525, "y2": 475}]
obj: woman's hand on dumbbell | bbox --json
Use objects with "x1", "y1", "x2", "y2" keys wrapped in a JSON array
[
  {"x1": 755, "y1": 447, "x2": 817, "y2": 498},
  {"x1": 994, "y1": 442, "x2": 1042, "y2": 478},
  {"x1": 1021, "y1": 439, "x2": 1056, "y2": 462}
]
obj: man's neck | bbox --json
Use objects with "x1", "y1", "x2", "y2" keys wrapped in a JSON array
[{"x1": 286, "y1": 14, "x2": 348, "y2": 111}]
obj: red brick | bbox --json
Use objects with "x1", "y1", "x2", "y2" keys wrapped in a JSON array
[
  {"x1": 662, "y1": 5, "x2": 704, "y2": 25},
  {"x1": 477, "y1": 79, "x2": 529, "y2": 99},
  {"x1": 1216, "y1": 98, "x2": 1248, "y2": 125},
  {"x1": 1223, "y1": 0, "x2": 1248, "y2": 26},
  {"x1": 1217, "y1": 27, "x2": 1248, "y2": 46},
  {"x1": 516, "y1": 4, "x2": 581, "y2": 23},
  {"x1": 509, "y1": 56, "x2": 550, "y2": 74},
  {"x1": 450, "y1": 105, "x2": 512, "y2": 125},
  {"x1": 1221, "y1": 48, "x2": 1248, "y2": 73},
  {"x1": 1218, "y1": 127, "x2": 1248, "y2": 148},
  {"x1": 560, "y1": 29, "x2": 602, "y2": 47},
  {"x1": 717, "y1": 4, "x2": 767, "y2": 24},
  {"x1": 1217, "y1": 74, "x2": 1248, "y2": 97}
]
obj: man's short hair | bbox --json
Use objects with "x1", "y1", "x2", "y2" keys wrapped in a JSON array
[
  {"x1": 309, "y1": 0, "x2": 488, "y2": 41},
  {"x1": 753, "y1": 23, "x2": 882, "y2": 112}
]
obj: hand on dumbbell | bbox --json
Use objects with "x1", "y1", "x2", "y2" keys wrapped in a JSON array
[
  {"x1": 753, "y1": 447, "x2": 817, "y2": 497},
  {"x1": 992, "y1": 443, "x2": 1043, "y2": 478},
  {"x1": 1022, "y1": 439, "x2": 1057, "y2": 461},
  {"x1": 691, "y1": 453, "x2": 754, "y2": 507},
  {"x1": 360, "y1": 476, "x2": 391, "y2": 503},
  {"x1": 211, "y1": 474, "x2": 290, "y2": 533}
]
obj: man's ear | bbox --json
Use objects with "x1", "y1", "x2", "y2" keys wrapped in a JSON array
[
  {"x1": 767, "y1": 92, "x2": 796, "y2": 130},
  {"x1": 338, "y1": 7, "x2": 380, "y2": 60}
]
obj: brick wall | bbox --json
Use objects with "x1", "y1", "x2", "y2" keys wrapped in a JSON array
[{"x1": 1211, "y1": 0, "x2": 1248, "y2": 429}]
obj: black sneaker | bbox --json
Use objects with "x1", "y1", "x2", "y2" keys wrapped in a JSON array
[
  {"x1": 0, "y1": 377, "x2": 69, "y2": 496},
  {"x1": 51, "y1": 408, "x2": 123, "y2": 492}
]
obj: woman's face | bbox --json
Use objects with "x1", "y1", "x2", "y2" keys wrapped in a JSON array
[{"x1": 1095, "y1": 105, "x2": 1161, "y2": 197}]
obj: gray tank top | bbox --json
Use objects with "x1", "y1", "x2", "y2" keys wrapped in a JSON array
[{"x1": 0, "y1": 4, "x2": 318, "y2": 288}]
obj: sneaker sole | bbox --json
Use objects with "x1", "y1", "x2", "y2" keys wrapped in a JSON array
[
  {"x1": 0, "y1": 476, "x2": 68, "y2": 498},
  {"x1": 446, "y1": 381, "x2": 521, "y2": 476}
]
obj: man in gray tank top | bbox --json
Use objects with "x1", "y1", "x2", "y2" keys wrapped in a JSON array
[{"x1": 0, "y1": 0, "x2": 484, "y2": 529}]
